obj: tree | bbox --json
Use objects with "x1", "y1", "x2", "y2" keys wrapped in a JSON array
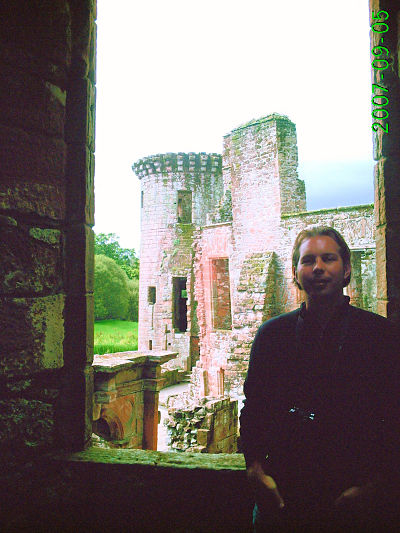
[
  {"x1": 126, "y1": 278, "x2": 139, "y2": 322},
  {"x1": 94, "y1": 233, "x2": 139, "y2": 280},
  {"x1": 94, "y1": 254, "x2": 130, "y2": 320}
]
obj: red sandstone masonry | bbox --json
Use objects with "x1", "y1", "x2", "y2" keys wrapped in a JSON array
[
  {"x1": 132, "y1": 153, "x2": 223, "y2": 373},
  {"x1": 134, "y1": 115, "x2": 376, "y2": 403}
]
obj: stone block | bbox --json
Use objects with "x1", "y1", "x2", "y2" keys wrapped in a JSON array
[
  {"x1": 69, "y1": 2, "x2": 97, "y2": 80},
  {"x1": 0, "y1": 294, "x2": 65, "y2": 377},
  {"x1": 0, "y1": 217, "x2": 63, "y2": 295},
  {"x1": 0, "y1": 43, "x2": 68, "y2": 93},
  {"x1": 65, "y1": 224, "x2": 94, "y2": 295},
  {"x1": 0, "y1": 64, "x2": 66, "y2": 138},
  {"x1": 65, "y1": 144, "x2": 94, "y2": 225},
  {"x1": 0, "y1": 124, "x2": 66, "y2": 184},
  {"x1": 65, "y1": 77, "x2": 95, "y2": 151},
  {"x1": 115, "y1": 368, "x2": 141, "y2": 387},
  {"x1": 0, "y1": 398, "x2": 54, "y2": 451},
  {"x1": 57, "y1": 365, "x2": 94, "y2": 449},
  {"x1": 0, "y1": 1, "x2": 72, "y2": 69},
  {"x1": 0, "y1": 179, "x2": 66, "y2": 220},
  {"x1": 63, "y1": 293, "x2": 94, "y2": 368},
  {"x1": 196, "y1": 428, "x2": 210, "y2": 446}
]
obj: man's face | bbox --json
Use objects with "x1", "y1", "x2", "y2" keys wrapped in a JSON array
[{"x1": 293, "y1": 235, "x2": 351, "y2": 301}]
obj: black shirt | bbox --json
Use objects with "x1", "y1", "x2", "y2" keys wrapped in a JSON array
[{"x1": 240, "y1": 298, "x2": 400, "y2": 493}]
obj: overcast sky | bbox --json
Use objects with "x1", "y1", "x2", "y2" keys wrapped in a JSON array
[{"x1": 94, "y1": 0, "x2": 374, "y2": 253}]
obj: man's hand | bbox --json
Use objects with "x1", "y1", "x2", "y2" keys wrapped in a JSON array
[
  {"x1": 334, "y1": 483, "x2": 376, "y2": 508},
  {"x1": 246, "y1": 460, "x2": 285, "y2": 509}
]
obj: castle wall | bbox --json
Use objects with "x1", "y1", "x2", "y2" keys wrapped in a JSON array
[
  {"x1": 195, "y1": 115, "x2": 307, "y2": 397},
  {"x1": 191, "y1": 117, "x2": 376, "y2": 399},
  {"x1": 192, "y1": 223, "x2": 233, "y2": 394},
  {"x1": 371, "y1": 0, "x2": 400, "y2": 321}
]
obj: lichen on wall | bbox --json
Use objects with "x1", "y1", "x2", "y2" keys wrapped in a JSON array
[{"x1": 30, "y1": 294, "x2": 65, "y2": 369}]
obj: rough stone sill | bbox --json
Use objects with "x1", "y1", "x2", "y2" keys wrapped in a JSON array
[{"x1": 57, "y1": 447, "x2": 247, "y2": 471}]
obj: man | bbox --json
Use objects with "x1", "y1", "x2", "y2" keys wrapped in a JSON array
[{"x1": 240, "y1": 226, "x2": 399, "y2": 532}]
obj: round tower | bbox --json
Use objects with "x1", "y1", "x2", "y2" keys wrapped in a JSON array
[{"x1": 132, "y1": 152, "x2": 222, "y2": 371}]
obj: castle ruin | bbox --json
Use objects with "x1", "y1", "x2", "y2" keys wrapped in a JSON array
[
  {"x1": 132, "y1": 114, "x2": 376, "y2": 403},
  {"x1": 1, "y1": 1, "x2": 399, "y2": 530}
]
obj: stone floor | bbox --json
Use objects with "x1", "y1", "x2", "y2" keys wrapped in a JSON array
[{"x1": 158, "y1": 381, "x2": 189, "y2": 451}]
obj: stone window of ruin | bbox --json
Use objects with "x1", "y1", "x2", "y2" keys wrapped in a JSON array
[
  {"x1": 177, "y1": 190, "x2": 192, "y2": 223},
  {"x1": 141, "y1": 191, "x2": 144, "y2": 208},
  {"x1": 172, "y1": 277, "x2": 188, "y2": 332},
  {"x1": 211, "y1": 259, "x2": 232, "y2": 330},
  {"x1": 148, "y1": 286, "x2": 156, "y2": 305}
]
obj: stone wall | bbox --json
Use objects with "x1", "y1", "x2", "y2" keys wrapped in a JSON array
[
  {"x1": 190, "y1": 118, "x2": 376, "y2": 399},
  {"x1": 165, "y1": 392, "x2": 238, "y2": 453},
  {"x1": 192, "y1": 223, "x2": 233, "y2": 384},
  {"x1": 370, "y1": 0, "x2": 400, "y2": 321},
  {"x1": 223, "y1": 115, "x2": 306, "y2": 254},
  {"x1": 281, "y1": 204, "x2": 376, "y2": 312},
  {"x1": 0, "y1": 0, "x2": 96, "y2": 466}
]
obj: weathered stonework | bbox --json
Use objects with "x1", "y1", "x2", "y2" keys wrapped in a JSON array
[
  {"x1": 165, "y1": 393, "x2": 238, "y2": 453},
  {"x1": 0, "y1": 0, "x2": 96, "y2": 464},
  {"x1": 133, "y1": 114, "x2": 376, "y2": 403},
  {"x1": 0, "y1": 217, "x2": 63, "y2": 294},
  {"x1": 92, "y1": 350, "x2": 177, "y2": 450},
  {"x1": 0, "y1": 294, "x2": 65, "y2": 376},
  {"x1": 1, "y1": 1, "x2": 400, "y2": 531},
  {"x1": 133, "y1": 153, "x2": 223, "y2": 373}
]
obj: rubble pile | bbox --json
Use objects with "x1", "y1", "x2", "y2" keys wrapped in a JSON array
[{"x1": 164, "y1": 392, "x2": 238, "y2": 453}]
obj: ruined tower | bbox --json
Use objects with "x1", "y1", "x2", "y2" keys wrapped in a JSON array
[
  {"x1": 193, "y1": 114, "x2": 307, "y2": 397},
  {"x1": 224, "y1": 114, "x2": 306, "y2": 253},
  {"x1": 132, "y1": 152, "x2": 222, "y2": 372}
]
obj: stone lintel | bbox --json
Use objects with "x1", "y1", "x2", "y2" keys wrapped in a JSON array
[{"x1": 142, "y1": 378, "x2": 166, "y2": 392}]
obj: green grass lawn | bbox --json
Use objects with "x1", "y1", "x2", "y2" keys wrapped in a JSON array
[{"x1": 94, "y1": 320, "x2": 138, "y2": 355}]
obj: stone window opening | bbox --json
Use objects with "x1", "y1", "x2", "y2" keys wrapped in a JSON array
[
  {"x1": 172, "y1": 277, "x2": 188, "y2": 332},
  {"x1": 177, "y1": 190, "x2": 192, "y2": 223},
  {"x1": 211, "y1": 258, "x2": 232, "y2": 330},
  {"x1": 20, "y1": 0, "x2": 392, "y2": 466},
  {"x1": 5, "y1": 9, "x2": 400, "y2": 533},
  {"x1": 148, "y1": 286, "x2": 156, "y2": 305}
]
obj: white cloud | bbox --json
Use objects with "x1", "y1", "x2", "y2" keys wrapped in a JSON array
[{"x1": 94, "y1": 0, "x2": 374, "y2": 251}]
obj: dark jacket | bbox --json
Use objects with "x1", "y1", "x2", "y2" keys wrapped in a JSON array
[{"x1": 240, "y1": 299, "x2": 400, "y2": 492}]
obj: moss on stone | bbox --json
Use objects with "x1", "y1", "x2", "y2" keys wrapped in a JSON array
[
  {"x1": 0, "y1": 398, "x2": 54, "y2": 449},
  {"x1": 176, "y1": 224, "x2": 194, "y2": 239},
  {"x1": 64, "y1": 447, "x2": 246, "y2": 471},
  {"x1": 227, "y1": 113, "x2": 293, "y2": 137},
  {"x1": 45, "y1": 81, "x2": 66, "y2": 106},
  {"x1": 30, "y1": 294, "x2": 64, "y2": 369},
  {"x1": 281, "y1": 203, "x2": 374, "y2": 219},
  {"x1": 29, "y1": 227, "x2": 61, "y2": 245}
]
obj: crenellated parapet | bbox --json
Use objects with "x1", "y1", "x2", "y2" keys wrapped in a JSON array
[{"x1": 132, "y1": 152, "x2": 222, "y2": 179}]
